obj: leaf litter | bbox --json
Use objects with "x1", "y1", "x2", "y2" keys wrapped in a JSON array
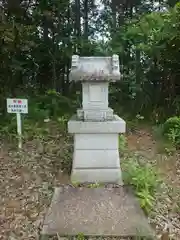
[
  {"x1": 0, "y1": 123, "x2": 72, "y2": 240},
  {"x1": 0, "y1": 124, "x2": 180, "y2": 239}
]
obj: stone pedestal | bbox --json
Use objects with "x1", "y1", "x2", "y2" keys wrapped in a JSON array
[
  {"x1": 68, "y1": 115, "x2": 125, "y2": 184},
  {"x1": 68, "y1": 54, "x2": 125, "y2": 184}
]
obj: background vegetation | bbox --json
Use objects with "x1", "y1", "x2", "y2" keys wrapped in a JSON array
[{"x1": 0, "y1": 0, "x2": 180, "y2": 123}]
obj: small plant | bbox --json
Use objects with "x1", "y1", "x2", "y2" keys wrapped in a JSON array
[
  {"x1": 71, "y1": 180, "x2": 80, "y2": 187},
  {"x1": 122, "y1": 157, "x2": 161, "y2": 214},
  {"x1": 58, "y1": 116, "x2": 68, "y2": 124},
  {"x1": 119, "y1": 134, "x2": 127, "y2": 152},
  {"x1": 136, "y1": 114, "x2": 144, "y2": 121},
  {"x1": 57, "y1": 116, "x2": 69, "y2": 131},
  {"x1": 77, "y1": 232, "x2": 85, "y2": 240},
  {"x1": 136, "y1": 188, "x2": 155, "y2": 211},
  {"x1": 88, "y1": 182, "x2": 101, "y2": 188}
]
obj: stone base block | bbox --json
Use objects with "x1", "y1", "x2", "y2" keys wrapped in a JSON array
[
  {"x1": 75, "y1": 133, "x2": 118, "y2": 150},
  {"x1": 42, "y1": 186, "x2": 155, "y2": 238},
  {"x1": 72, "y1": 133, "x2": 122, "y2": 183},
  {"x1": 72, "y1": 148, "x2": 122, "y2": 184},
  {"x1": 73, "y1": 149, "x2": 120, "y2": 168},
  {"x1": 71, "y1": 169, "x2": 122, "y2": 184}
]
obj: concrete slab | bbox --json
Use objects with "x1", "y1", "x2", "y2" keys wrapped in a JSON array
[{"x1": 42, "y1": 185, "x2": 154, "y2": 239}]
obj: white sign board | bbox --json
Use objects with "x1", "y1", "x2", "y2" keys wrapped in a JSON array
[
  {"x1": 7, "y1": 98, "x2": 28, "y2": 149},
  {"x1": 7, "y1": 98, "x2": 28, "y2": 114}
]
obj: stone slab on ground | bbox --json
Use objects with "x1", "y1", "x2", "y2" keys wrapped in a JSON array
[{"x1": 42, "y1": 185, "x2": 155, "y2": 239}]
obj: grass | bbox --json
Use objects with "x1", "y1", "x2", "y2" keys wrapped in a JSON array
[{"x1": 122, "y1": 156, "x2": 161, "y2": 214}]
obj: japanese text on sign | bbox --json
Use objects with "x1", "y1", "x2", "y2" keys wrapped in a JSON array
[{"x1": 7, "y1": 98, "x2": 28, "y2": 114}]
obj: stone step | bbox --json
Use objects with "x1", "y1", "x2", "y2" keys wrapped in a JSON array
[{"x1": 41, "y1": 185, "x2": 155, "y2": 239}]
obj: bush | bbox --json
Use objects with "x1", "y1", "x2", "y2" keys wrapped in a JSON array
[
  {"x1": 163, "y1": 116, "x2": 180, "y2": 146},
  {"x1": 0, "y1": 89, "x2": 78, "y2": 139},
  {"x1": 27, "y1": 90, "x2": 78, "y2": 121}
]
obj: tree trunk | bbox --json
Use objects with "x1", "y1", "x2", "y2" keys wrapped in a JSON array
[
  {"x1": 83, "y1": 0, "x2": 88, "y2": 40},
  {"x1": 75, "y1": 0, "x2": 81, "y2": 53}
]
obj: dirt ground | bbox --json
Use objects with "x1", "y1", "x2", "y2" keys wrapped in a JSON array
[{"x1": 0, "y1": 126, "x2": 180, "y2": 239}]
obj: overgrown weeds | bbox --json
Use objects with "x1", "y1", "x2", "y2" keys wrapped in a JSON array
[{"x1": 122, "y1": 156, "x2": 161, "y2": 214}]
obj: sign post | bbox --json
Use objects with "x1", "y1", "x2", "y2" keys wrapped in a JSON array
[
  {"x1": 16, "y1": 112, "x2": 22, "y2": 149},
  {"x1": 7, "y1": 98, "x2": 28, "y2": 149}
]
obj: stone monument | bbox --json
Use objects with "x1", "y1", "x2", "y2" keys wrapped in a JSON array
[
  {"x1": 42, "y1": 55, "x2": 154, "y2": 239},
  {"x1": 68, "y1": 55, "x2": 126, "y2": 184}
]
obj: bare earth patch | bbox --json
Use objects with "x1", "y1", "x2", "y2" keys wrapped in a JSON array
[{"x1": 0, "y1": 125, "x2": 179, "y2": 239}]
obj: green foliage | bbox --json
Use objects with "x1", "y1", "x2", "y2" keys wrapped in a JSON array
[
  {"x1": 71, "y1": 181, "x2": 80, "y2": 187},
  {"x1": 118, "y1": 134, "x2": 127, "y2": 152},
  {"x1": 88, "y1": 182, "x2": 101, "y2": 188},
  {"x1": 163, "y1": 116, "x2": 180, "y2": 134},
  {"x1": 110, "y1": 3, "x2": 180, "y2": 119},
  {"x1": 163, "y1": 116, "x2": 180, "y2": 147},
  {"x1": 27, "y1": 90, "x2": 77, "y2": 121},
  {"x1": 0, "y1": 91, "x2": 77, "y2": 144},
  {"x1": 77, "y1": 232, "x2": 85, "y2": 240},
  {"x1": 122, "y1": 157, "x2": 160, "y2": 213}
]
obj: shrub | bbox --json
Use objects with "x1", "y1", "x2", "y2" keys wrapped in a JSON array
[
  {"x1": 27, "y1": 90, "x2": 78, "y2": 121},
  {"x1": 163, "y1": 116, "x2": 180, "y2": 146}
]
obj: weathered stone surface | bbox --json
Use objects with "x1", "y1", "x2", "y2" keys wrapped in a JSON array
[
  {"x1": 77, "y1": 108, "x2": 114, "y2": 121},
  {"x1": 82, "y1": 82, "x2": 109, "y2": 110},
  {"x1": 71, "y1": 133, "x2": 122, "y2": 183},
  {"x1": 68, "y1": 115, "x2": 125, "y2": 184},
  {"x1": 69, "y1": 55, "x2": 120, "y2": 82},
  {"x1": 68, "y1": 115, "x2": 126, "y2": 134},
  {"x1": 68, "y1": 54, "x2": 125, "y2": 184},
  {"x1": 72, "y1": 149, "x2": 120, "y2": 168},
  {"x1": 71, "y1": 169, "x2": 122, "y2": 184},
  {"x1": 74, "y1": 133, "x2": 118, "y2": 150},
  {"x1": 42, "y1": 186, "x2": 154, "y2": 238}
]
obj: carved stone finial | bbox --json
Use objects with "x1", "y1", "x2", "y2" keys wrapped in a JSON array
[
  {"x1": 72, "y1": 55, "x2": 79, "y2": 68},
  {"x1": 112, "y1": 54, "x2": 119, "y2": 71}
]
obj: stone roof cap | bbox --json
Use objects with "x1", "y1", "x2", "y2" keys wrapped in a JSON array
[{"x1": 69, "y1": 55, "x2": 121, "y2": 82}]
